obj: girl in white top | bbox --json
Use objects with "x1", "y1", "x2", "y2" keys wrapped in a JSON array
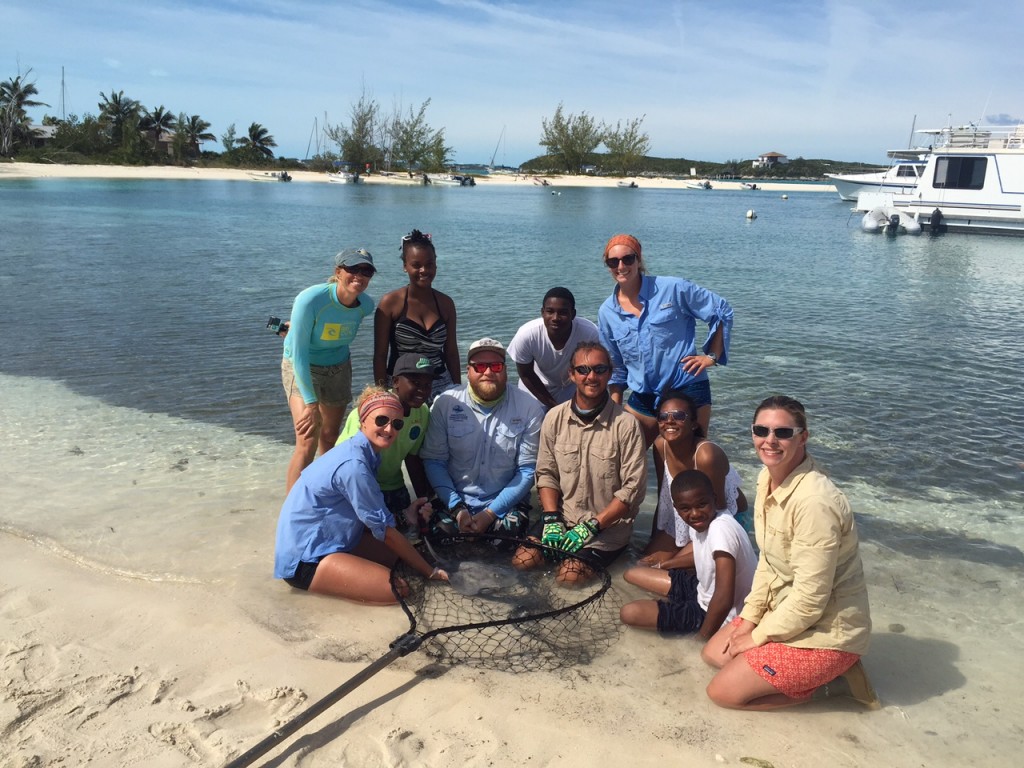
[{"x1": 637, "y1": 391, "x2": 748, "y2": 575}]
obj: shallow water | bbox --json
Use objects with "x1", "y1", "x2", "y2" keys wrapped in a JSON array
[{"x1": 1, "y1": 178, "x2": 1022, "y2": 575}]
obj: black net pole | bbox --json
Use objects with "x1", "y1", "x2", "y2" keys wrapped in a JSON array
[{"x1": 223, "y1": 634, "x2": 421, "y2": 768}]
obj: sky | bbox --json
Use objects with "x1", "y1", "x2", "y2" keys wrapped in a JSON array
[{"x1": 5, "y1": 0, "x2": 1024, "y2": 166}]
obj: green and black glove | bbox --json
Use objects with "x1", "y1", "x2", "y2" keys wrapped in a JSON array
[
  {"x1": 540, "y1": 512, "x2": 566, "y2": 548},
  {"x1": 559, "y1": 518, "x2": 600, "y2": 554}
]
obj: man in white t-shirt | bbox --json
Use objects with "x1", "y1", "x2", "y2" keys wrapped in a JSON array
[{"x1": 507, "y1": 287, "x2": 600, "y2": 409}]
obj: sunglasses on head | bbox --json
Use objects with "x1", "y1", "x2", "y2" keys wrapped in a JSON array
[
  {"x1": 374, "y1": 414, "x2": 405, "y2": 430},
  {"x1": 402, "y1": 231, "x2": 432, "y2": 242},
  {"x1": 469, "y1": 361, "x2": 505, "y2": 373},
  {"x1": 751, "y1": 425, "x2": 804, "y2": 440},
  {"x1": 342, "y1": 265, "x2": 375, "y2": 277},
  {"x1": 657, "y1": 410, "x2": 690, "y2": 423},
  {"x1": 605, "y1": 253, "x2": 638, "y2": 269},
  {"x1": 572, "y1": 364, "x2": 611, "y2": 376}
]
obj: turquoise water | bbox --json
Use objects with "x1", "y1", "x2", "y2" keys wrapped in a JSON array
[{"x1": 1, "y1": 177, "x2": 1022, "y2": 572}]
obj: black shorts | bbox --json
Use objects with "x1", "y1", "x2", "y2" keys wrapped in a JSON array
[
  {"x1": 284, "y1": 560, "x2": 319, "y2": 590},
  {"x1": 656, "y1": 568, "x2": 706, "y2": 634}
]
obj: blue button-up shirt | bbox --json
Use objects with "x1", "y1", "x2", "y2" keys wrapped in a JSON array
[
  {"x1": 274, "y1": 430, "x2": 394, "y2": 579},
  {"x1": 420, "y1": 385, "x2": 545, "y2": 517},
  {"x1": 598, "y1": 274, "x2": 733, "y2": 395}
]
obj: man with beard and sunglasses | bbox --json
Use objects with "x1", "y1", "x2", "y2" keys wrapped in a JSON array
[
  {"x1": 420, "y1": 338, "x2": 545, "y2": 539},
  {"x1": 512, "y1": 341, "x2": 646, "y2": 583}
]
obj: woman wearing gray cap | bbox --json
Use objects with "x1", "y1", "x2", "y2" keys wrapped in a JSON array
[{"x1": 281, "y1": 248, "x2": 376, "y2": 491}]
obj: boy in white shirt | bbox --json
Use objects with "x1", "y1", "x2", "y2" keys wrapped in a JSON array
[{"x1": 621, "y1": 470, "x2": 756, "y2": 640}]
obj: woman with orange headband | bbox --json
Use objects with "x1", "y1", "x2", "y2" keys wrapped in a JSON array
[
  {"x1": 597, "y1": 233, "x2": 733, "y2": 444},
  {"x1": 274, "y1": 386, "x2": 447, "y2": 604}
]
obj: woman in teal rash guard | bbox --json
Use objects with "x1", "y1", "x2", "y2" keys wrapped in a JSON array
[{"x1": 282, "y1": 248, "x2": 376, "y2": 491}]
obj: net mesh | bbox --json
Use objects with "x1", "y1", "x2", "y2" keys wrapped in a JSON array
[{"x1": 391, "y1": 534, "x2": 622, "y2": 673}]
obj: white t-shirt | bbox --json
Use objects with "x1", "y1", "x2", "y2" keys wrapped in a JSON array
[
  {"x1": 507, "y1": 316, "x2": 601, "y2": 404},
  {"x1": 693, "y1": 514, "x2": 758, "y2": 625},
  {"x1": 656, "y1": 455, "x2": 743, "y2": 547}
]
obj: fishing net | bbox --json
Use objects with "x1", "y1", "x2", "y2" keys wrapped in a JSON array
[
  {"x1": 400, "y1": 534, "x2": 621, "y2": 672},
  {"x1": 226, "y1": 533, "x2": 621, "y2": 767}
]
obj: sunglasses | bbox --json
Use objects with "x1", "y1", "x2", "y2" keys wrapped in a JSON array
[
  {"x1": 751, "y1": 425, "x2": 804, "y2": 440},
  {"x1": 572, "y1": 364, "x2": 611, "y2": 376},
  {"x1": 402, "y1": 231, "x2": 432, "y2": 242},
  {"x1": 342, "y1": 265, "x2": 375, "y2": 277},
  {"x1": 374, "y1": 414, "x2": 405, "y2": 431},
  {"x1": 657, "y1": 410, "x2": 690, "y2": 423},
  {"x1": 469, "y1": 361, "x2": 505, "y2": 373},
  {"x1": 605, "y1": 253, "x2": 638, "y2": 269}
]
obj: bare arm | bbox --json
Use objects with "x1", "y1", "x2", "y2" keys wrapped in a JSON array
[
  {"x1": 372, "y1": 295, "x2": 398, "y2": 386},
  {"x1": 515, "y1": 362, "x2": 558, "y2": 410},
  {"x1": 384, "y1": 526, "x2": 444, "y2": 580},
  {"x1": 440, "y1": 293, "x2": 462, "y2": 385},
  {"x1": 694, "y1": 441, "x2": 730, "y2": 511},
  {"x1": 698, "y1": 552, "x2": 737, "y2": 640},
  {"x1": 404, "y1": 454, "x2": 432, "y2": 498}
]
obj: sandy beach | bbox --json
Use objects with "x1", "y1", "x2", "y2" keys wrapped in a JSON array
[
  {"x1": 1, "y1": 373, "x2": 1020, "y2": 768},
  {"x1": 0, "y1": 160, "x2": 829, "y2": 193}
]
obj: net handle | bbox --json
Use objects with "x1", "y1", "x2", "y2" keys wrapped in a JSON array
[{"x1": 223, "y1": 633, "x2": 421, "y2": 768}]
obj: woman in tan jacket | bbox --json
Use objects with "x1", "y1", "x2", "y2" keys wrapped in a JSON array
[{"x1": 701, "y1": 395, "x2": 872, "y2": 710}]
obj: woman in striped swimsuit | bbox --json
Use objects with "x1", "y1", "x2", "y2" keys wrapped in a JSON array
[{"x1": 373, "y1": 230, "x2": 461, "y2": 402}]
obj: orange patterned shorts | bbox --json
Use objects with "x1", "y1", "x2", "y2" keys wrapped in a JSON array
[{"x1": 732, "y1": 619, "x2": 860, "y2": 700}]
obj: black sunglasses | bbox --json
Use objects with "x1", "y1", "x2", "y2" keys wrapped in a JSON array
[
  {"x1": 751, "y1": 425, "x2": 804, "y2": 440},
  {"x1": 402, "y1": 231, "x2": 432, "y2": 242},
  {"x1": 605, "y1": 254, "x2": 638, "y2": 269},
  {"x1": 572, "y1": 364, "x2": 611, "y2": 376},
  {"x1": 342, "y1": 265, "x2": 375, "y2": 277},
  {"x1": 374, "y1": 414, "x2": 405, "y2": 430},
  {"x1": 657, "y1": 410, "x2": 690, "y2": 423}
]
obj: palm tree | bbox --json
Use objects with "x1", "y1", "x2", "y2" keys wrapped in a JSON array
[
  {"x1": 235, "y1": 122, "x2": 277, "y2": 162},
  {"x1": 98, "y1": 89, "x2": 140, "y2": 147},
  {"x1": 181, "y1": 114, "x2": 214, "y2": 157},
  {"x1": 1, "y1": 70, "x2": 49, "y2": 156},
  {"x1": 139, "y1": 105, "x2": 176, "y2": 153}
]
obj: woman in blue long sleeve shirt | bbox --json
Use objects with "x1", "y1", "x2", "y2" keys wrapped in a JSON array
[
  {"x1": 274, "y1": 388, "x2": 447, "y2": 604},
  {"x1": 597, "y1": 233, "x2": 733, "y2": 444}
]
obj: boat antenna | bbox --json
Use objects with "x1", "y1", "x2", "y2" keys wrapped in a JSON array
[
  {"x1": 906, "y1": 114, "x2": 916, "y2": 148},
  {"x1": 304, "y1": 116, "x2": 319, "y2": 160},
  {"x1": 489, "y1": 125, "x2": 505, "y2": 169}
]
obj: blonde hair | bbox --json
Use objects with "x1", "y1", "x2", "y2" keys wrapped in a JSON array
[{"x1": 355, "y1": 384, "x2": 391, "y2": 410}]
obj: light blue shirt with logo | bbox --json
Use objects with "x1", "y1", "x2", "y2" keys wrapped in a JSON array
[{"x1": 420, "y1": 385, "x2": 545, "y2": 517}]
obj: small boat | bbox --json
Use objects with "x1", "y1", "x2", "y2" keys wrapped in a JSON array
[
  {"x1": 855, "y1": 121, "x2": 1024, "y2": 236},
  {"x1": 740, "y1": 182, "x2": 760, "y2": 190},
  {"x1": 685, "y1": 180, "x2": 713, "y2": 190},
  {"x1": 427, "y1": 173, "x2": 475, "y2": 186},
  {"x1": 326, "y1": 171, "x2": 362, "y2": 184},
  {"x1": 617, "y1": 180, "x2": 638, "y2": 188},
  {"x1": 826, "y1": 160, "x2": 925, "y2": 201},
  {"x1": 248, "y1": 171, "x2": 292, "y2": 182},
  {"x1": 860, "y1": 206, "x2": 921, "y2": 235}
]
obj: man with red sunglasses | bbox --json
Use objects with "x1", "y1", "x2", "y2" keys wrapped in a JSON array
[{"x1": 420, "y1": 337, "x2": 545, "y2": 539}]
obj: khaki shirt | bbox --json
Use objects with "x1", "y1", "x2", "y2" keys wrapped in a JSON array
[
  {"x1": 740, "y1": 455, "x2": 871, "y2": 654},
  {"x1": 535, "y1": 398, "x2": 647, "y2": 551}
]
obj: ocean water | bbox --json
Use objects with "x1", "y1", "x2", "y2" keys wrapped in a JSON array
[{"x1": 1, "y1": 177, "x2": 1022, "y2": 580}]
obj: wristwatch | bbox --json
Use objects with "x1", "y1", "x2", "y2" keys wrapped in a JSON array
[{"x1": 707, "y1": 351, "x2": 719, "y2": 365}]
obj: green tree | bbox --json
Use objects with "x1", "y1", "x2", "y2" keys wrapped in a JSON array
[
  {"x1": 390, "y1": 99, "x2": 449, "y2": 173},
  {"x1": 325, "y1": 86, "x2": 382, "y2": 170},
  {"x1": 180, "y1": 114, "x2": 214, "y2": 158},
  {"x1": 539, "y1": 103, "x2": 605, "y2": 173},
  {"x1": 1, "y1": 69, "x2": 49, "y2": 156},
  {"x1": 235, "y1": 121, "x2": 277, "y2": 163},
  {"x1": 603, "y1": 116, "x2": 650, "y2": 176},
  {"x1": 139, "y1": 105, "x2": 177, "y2": 153},
  {"x1": 221, "y1": 123, "x2": 238, "y2": 152},
  {"x1": 51, "y1": 113, "x2": 108, "y2": 157},
  {"x1": 98, "y1": 90, "x2": 140, "y2": 148}
]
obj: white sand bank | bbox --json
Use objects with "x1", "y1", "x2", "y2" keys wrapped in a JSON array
[{"x1": 0, "y1": 161, "x2": 830, "y2": 193}]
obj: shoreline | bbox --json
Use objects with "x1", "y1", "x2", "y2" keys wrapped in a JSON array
[{"x1": 0, "y1": 160, "x2": 832, "y2": 193}]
